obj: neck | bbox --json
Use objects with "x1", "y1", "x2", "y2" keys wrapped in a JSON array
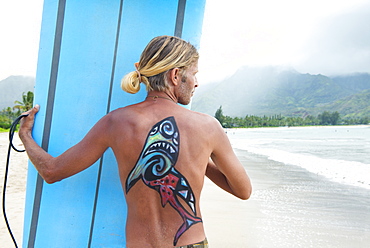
[{"x1": 146, "y1": 92, "x2": 178, "y2": 103}]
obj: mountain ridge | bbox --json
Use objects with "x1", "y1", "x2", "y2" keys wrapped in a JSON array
[{"x1": 191, "y1": 66, "x2": 370, "y2": 118}]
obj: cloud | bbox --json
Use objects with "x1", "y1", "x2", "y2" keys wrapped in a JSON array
[
  {"x1": 296, "y1": 2, "x2": 370, "y2": 75},
  {"x1": 198, "y1": 0, "x2": 370, "y2": 84}
]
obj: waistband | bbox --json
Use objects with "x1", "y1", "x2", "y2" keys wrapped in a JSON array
[{"x1": 176, "y1": 238, "x2": 208, "y2": 248}]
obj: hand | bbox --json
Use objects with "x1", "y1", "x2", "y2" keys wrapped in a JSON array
[{"x1": 19, "y1": 104, "x2": 40, "y2": 138}]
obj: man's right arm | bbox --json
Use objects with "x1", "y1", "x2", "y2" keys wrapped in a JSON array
[{"x1": 19, "y1": 105, "x2": 110, "y2": 184}]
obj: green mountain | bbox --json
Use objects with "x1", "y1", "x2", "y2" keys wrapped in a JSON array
[
  {"x1": 191, "y1": 66, "x2": 370, "y2": 118},
  {"x1": 315, "y1": 89, "x2": 370, "y2": 118},
  {"x1": 0, "y1": 76, "x2": 35, "y2": 110},
  {"x1": 332, "y1": 73, "x2": 370, "y2": 93}
]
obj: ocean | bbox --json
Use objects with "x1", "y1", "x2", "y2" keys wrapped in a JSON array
[
  {"x1": 224, "y1": 125, "x2": 370, "y2": 248},
  {"x1": 228, "y1": 125, "x2": 370, "y2": 190}
]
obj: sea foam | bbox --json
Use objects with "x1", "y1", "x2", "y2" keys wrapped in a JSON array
[{"x1": 231, "y1": 138, "x2": 370, "y2": 190}]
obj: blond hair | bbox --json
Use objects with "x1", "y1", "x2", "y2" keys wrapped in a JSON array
[{"x1": 121, "y1": 36, "x2": 199, "y2": 94}]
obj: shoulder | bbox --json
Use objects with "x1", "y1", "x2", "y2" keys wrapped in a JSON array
[
  {"x1": 179, "y1": 109, "x2": 224, "y2": 133},
  {"x1": 97, "y1": 105, "x2": 142, "y2": 132},
  {"x1": 106, "y1": 103, "x2": 142, "y2": 120},
  {"x1": 190, "y1": 110, "x2": 219, "y2": 125}
]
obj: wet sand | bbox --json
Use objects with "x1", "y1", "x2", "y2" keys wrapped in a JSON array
[
  {"x1": 1, "y1": 132, "x2": 369, "y2": 247},
  {"x1": 202, "y1": 148, "x2": 370, "y2": 247}
]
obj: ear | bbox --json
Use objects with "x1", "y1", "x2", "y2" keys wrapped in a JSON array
[{"x1": 168, "y1": 68, "x2": 180, "y2": 86}]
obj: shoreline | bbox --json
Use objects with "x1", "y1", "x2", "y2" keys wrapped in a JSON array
[{"x1": 224, "y1": 124, "x2": 370, "y2": 131}]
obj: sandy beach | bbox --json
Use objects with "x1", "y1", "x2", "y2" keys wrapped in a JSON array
[
  {"x1": 1, "y1": 132, "x2": 369, "y2": 247},
  {"x1": 0, "y1": 132, "x2": 28, "y2": 247}
]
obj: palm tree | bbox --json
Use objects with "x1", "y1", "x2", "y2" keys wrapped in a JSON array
[{"x1": 13, "y1": 91, "x2": 34, "y2": 113}]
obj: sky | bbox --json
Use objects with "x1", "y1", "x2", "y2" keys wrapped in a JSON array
[
  {"x1": 0, "y1": 0, "x2": 43, "y2": 81},
  {"x1": 1, "y1": 0, "x2": 370, "y2": 84}
]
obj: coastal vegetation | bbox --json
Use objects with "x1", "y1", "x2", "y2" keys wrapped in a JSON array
[
  {"x1": 0, "y1": 76, "x2": 35, "y2": 110},
  {"x1": 214, "y1": 106, "x2": 369, "y2": 128},
  {"x1": 0, "y1": 91, "x2": 33, "y2": 131}
]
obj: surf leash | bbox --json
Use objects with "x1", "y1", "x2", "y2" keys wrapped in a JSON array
[{"x1": 2, "y1": 114, "x2": 29, "y2": 248}]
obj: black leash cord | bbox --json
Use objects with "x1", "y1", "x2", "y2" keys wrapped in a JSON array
[{"x1": 2, "y1": 114, "x2": 29, "y2": 248}]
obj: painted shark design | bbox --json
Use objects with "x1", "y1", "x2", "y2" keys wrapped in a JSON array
[{"x1": 125, "y1": 116, "x2": 202, "y2": 245}]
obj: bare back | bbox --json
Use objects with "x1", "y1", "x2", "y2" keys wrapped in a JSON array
[
  {"x1": 105, "y1": 99, "x2": 219, "y2": 247},
  {"x1": 20, "y1": 98, "x2": 250, "y2": 247}
]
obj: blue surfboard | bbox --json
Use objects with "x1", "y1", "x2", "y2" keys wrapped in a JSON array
[{"x1": 22, "y1": 1, "x2": 206, "y2": 247}]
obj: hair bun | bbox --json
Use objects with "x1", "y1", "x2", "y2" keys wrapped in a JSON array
[{"x1": 121, "y1": 71, "x2": 141, "y2": 94}]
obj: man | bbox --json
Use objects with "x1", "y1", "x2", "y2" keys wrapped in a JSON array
[{"x1": 19, "y1": 35, "x2": 252, "y2": 248}]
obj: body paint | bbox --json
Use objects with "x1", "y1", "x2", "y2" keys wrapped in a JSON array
[{"x1": 126, "y1": 116, "x2": 202, "y2": 246}]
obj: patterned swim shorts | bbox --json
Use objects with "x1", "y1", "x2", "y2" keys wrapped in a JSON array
[{"x1": 176, "y1": 238, "x2": 208, "y2": 248}]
